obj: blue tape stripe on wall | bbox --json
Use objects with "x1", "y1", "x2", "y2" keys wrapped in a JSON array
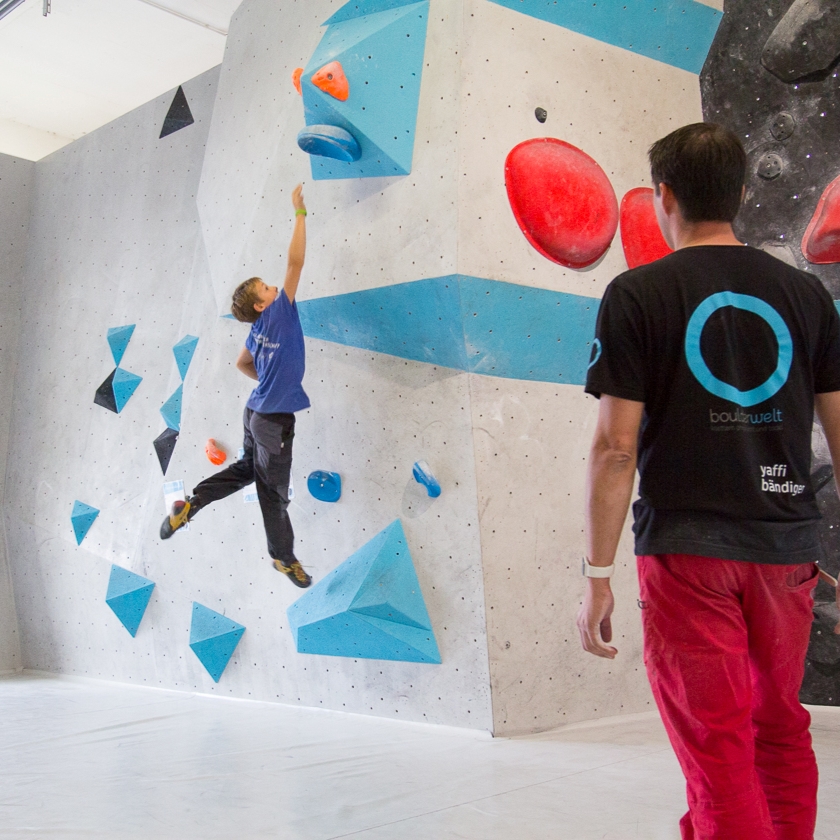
[
  {"x1": 485, "y1": 0, "x2": 722, "y2": 74},
  {"x1": 298, "y1": 276, "x2": 599, "y2": 385}
]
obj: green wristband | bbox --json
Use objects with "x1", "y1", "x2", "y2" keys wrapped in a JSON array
[{"x1": 295, "y1": 209, "x2": 307, "y2": 216}]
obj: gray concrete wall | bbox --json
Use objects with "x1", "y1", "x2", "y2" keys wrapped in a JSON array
[{"x1": 0, "y1": 152, "x2": 32, "y2": 673}]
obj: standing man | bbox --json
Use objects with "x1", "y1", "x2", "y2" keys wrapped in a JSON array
[{"x1": 579, "y1": 123, "x2": 840, "y2": 839}]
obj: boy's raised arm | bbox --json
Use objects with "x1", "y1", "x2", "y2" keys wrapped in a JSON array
[{"x1": 284, "y1": 184, "x2": 307, "y2": 304}]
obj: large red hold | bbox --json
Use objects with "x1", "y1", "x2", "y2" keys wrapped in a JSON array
[
  {"x1": 620, "y1": 187, "x2": 673, "y2": 269},
  {"x1": 802, "y1": 174, "x2": 840, "y2": 264},
  {"x1": 505, "y1": 138, "x2": 618, "y2": 269}
]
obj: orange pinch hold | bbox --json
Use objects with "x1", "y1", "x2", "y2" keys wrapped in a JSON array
[
  {"x1": 311, "y1": 61, "x2": 349, "y2": 101},
  {"x1": 205, "y1": 439, "x2": 227, "y2": 466},
  {"x1": 802, "y1": 174, "x2": 840, "y2": 264},
  {"x1": 292, "y1": 67, "x2": 303, "y2": 96}
]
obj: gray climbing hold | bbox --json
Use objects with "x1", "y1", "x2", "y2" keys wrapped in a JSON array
[{"x1": 762, "y1": 0, "x2": 840, "y2": 83}]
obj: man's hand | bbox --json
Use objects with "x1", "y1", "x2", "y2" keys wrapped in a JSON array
[
  {"x1": 292, "y1": 183, "x2": 306, "y2": 213},
  {"x1": 577, "y1": 579, "x2": 618, "y2": 659}
]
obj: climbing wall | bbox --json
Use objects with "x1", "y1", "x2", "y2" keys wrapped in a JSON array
[{"x1": 0, "y1": 153, "x2": 31, "y2": 673}]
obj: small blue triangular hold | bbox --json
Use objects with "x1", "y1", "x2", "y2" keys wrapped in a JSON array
[
  {"x1": 71, "y1": 500, "x2": 99, "y2": 545},
  {"x1": 112, "y1": 368, "x2": 143, "y2": 413},
  {"x1": 173, "y1": 335, "x2": 199, "y2": 381},
  {"x1": 107, "y1": 325, "x2": 135, "y2": 366},
  {"x1": 189, "y1": 602, "x2": 245, "y2": 682},
  {"x1": 307, "y1": 470, "x2": 342, "y2": 503},
  {"x1": 105, "y1": 565, "x2": 155, "y2": 637},
  {"x1": 160, "y1": 385, "x2": 183, "y2": 431},
  {"x1": 287, "y1": 520, "x2": 440, "y2": 663}
]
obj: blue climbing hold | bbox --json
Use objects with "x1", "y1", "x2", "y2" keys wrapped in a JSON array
[
  {"x1": 297, "y1": 125, "x2": 362, "y2": 162},
  {"x1": 160, "y1": 384, "x2": 183, "y2": 431},
  {"x1": 412, "y1": 460, "x2": 441, "y2": 498},
  {"x1": 112, "y1": 368, "x2": 143, "y2": 413},
  {"x1": 107, "y1": 325, "x2": 135, "y2": 366},
  {"x1": 105, "y1": 565, "x2": 155, "y2": 637},
  {"x1": 189, "y1": 602, "x2": 246, "y2": 682},
  {"x1": 307, "y1": 470, "x2": 342, "y2": 503},
  {"x1": 71, "y1": 500, "x2": 99, "y2": 545},
  {"x1": 287, "y1": 519, "x2": 440, "y2": 663},
  {"x1": 172, "y1": 335, "x2": 199, "y2": 381}
]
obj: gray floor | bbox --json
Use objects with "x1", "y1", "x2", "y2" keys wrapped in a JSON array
[{"x1": 1, "y1": 672, "x2": 838, "y2": 839}]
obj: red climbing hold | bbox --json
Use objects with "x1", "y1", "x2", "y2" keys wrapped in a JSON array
[
  {"x1": 802, "y1": 174, "x2": 840, "y2": 264},
  {"x1": 311, "y1": 61, "x2": 349, "y2": 102},
  {"x1": 205, "y1": 439, "x2": 226, "y2": 466},
  {"x1": 292, "y1": 67, "x2": 303, "y2": 96},
  {"x1": 619, "y1": 187, "x2": 673, "y2": 269},
  {"x1": 504, "y1": 138, "x2": 618, "y2": 269}
]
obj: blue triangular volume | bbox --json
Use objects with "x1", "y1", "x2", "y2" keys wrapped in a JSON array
[
  {"x1": 107, "y1": 325, "x2": 135, "y2": 366},
  {"x1": 173, "y1": 335, "x2": 199, "y2": 381},
  {"x1": 71, "y1": 500, "x2": 99, "y2": 545},
  {"x1": 189, "y1": 603, "x2": 245, "y2": 682},
  {"x1": 287, "y1": 520, "x2": 440, "y2": 663},
  {"x1": 324, "y1": 0, "x2": 421, "y2": 25},
  {"x1": 301, "y1": 2, "x2": 429, "y2": 180},
  {"x1": 112, "y1": 368, "x2": 143, "y2": 413},
  {"x1": 160, "y1": 384, "x2": 183, "y2": 431},
  {"x1": 105, "y1": 565, "x2": 155, "y2": 637}
]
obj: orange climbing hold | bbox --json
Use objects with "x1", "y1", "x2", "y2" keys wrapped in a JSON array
[
  {"x1": 311, "y1": 61, "x2": 349, "y2": 102},
  {"x1": 292, "y1": 67, "x2": 303, "y2": 96},
  {"x1": 205, "y1": 439, "x2": 226, "y2": 466}
]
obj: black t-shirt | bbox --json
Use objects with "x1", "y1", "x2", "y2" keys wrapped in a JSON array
[{"x1": 585, "y1": 245, "x2": 840, "y2": 564}]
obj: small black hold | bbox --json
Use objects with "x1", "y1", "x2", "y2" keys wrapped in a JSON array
[
  {"x1": 770, "y1": 111, "x2": 796, "y2": 142},
  {"x1": 94, "y1": 369, "x2": 118, "y2": 413},
  {"x1": 535, "y1": 107, "x2": 548, "y2": 124},
  {"x1": 154, "y1": 428, "x2": 180, "y2": 475},
  {"x1": 160, "y1": 86, "x2": 194, "y2": 139},
  {"x1": 757, "y1": 152, "x2": 784, "y2": 180}
]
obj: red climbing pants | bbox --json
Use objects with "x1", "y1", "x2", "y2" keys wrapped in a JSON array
[{"x1": 637, "y1": 554, "x2": 819, "y2": 840}]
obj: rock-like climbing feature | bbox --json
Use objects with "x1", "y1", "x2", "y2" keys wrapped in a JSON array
[{"x1": 762, "y1": 0, "x2": 840, "y2": 83}]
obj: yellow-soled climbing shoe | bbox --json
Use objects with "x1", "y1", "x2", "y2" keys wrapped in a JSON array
[
  {"x1": 273, "y1": 558, "x2": 312, "y2": 588},
  {"x1": 160, "y1": 499, "x2": 192, "y2": 539}
]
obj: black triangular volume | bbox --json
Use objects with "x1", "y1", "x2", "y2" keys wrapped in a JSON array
[
  {"x1": 94, "y1": 369, "x2": 118, "y2": 413},
  {"x1": 154, "y1": 428, "x2": 179, "y2": 475},
  {"x1": 159, "y1": 86, "x2": 194, "y2": 138}
]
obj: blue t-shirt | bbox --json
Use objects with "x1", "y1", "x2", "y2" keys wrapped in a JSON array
[{"x1": 245, "y1": 290, "x2": 310, "y2": 414}]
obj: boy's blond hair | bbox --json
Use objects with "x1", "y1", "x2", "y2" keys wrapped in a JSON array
[{"x1": 231, "y1": 277, "x2": 263, "y2": 323}]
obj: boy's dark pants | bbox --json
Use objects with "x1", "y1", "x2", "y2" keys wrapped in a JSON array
[{"x1": 190, "y1": 408, "x2": 296, "y2": 563}]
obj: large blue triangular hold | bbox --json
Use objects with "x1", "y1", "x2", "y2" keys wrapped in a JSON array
[
  {"x1": 324, "y1": 0, "x2": 421, "y2": 25},
  {"x1": 173, "y1": 335, "x2": 199, "y2": 381},
  {"x1": 105, "y1": 565, "x2": 155, "y2": 637},
  {"x1": 71, "y1": 500, "x2": 99, "y2": 545},
  {"x1": 112, "y1": 368, "x2": 143, "y2": 413},
  {"x1": 287, "y1": 519, "x2": 440, "y2": 663},
  {"x1": 160, "y1": 385, "x2": 183, "y2": 431},
  {"x1": 107, "y1": 325, "x2": 135, "y2": 366},
  {"x1": 189, "y1": 603, "x2": 245, "y2": 682}
]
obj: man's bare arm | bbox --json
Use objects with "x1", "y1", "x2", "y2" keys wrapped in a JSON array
[
  {"x1": 814, "y1": 391, "x2": 840, "y2": 632},
  {"x1": 284, "y1": 184, "x2": 307, "y2": 304},
  {"x1": 236, "y1": 346, "x2": 258, "y2": 381},
  {"x1": 577, "y1": 395, "x2": 644, "y2": 659}
]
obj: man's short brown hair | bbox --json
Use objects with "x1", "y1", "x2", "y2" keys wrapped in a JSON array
[{"x1": 231, "y1": 277, "x2": 263, "y2": 323}]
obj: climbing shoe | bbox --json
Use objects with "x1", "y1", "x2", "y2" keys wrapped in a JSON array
[
  {"x1": 160, "y1": 498, "x2": 193, "y2": 539},
  {"x1": 273, "y1": 558, "x2": 312, "y2": 588}
]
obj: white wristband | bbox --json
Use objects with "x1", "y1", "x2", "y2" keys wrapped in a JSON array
[{"x1": 582, "y1": 558, "x2": 615, "y2": 578}]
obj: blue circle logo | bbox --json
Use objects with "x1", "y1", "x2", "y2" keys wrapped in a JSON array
[
  {"x1": 588, "y1": 338, "x2": 602, "y2": 370},
  {"x1": 684, "y1": 292, "x2": 792, "y2": 407}
]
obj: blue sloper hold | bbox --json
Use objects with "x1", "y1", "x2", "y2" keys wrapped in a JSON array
[
  {"x1": 71, "y1": 500, "x2": 100, "y2": 545},
  {"x1": 160, "y1": 384, "x2": 183, "y2": 431},
  {"x1": 172, "y1": 335, "x2": 199, "y2": 381},
  {"x1": 107, "y1": 325, "x2": 135, "y2": 366},
  {"x1": 189, "y1": 603, "x2": 246, "y2": 682},
  {"x1": 307, "y1": 470, "x2": 342, "y2": 503},
  {"x1": 112, "y1": 368, "x2": 143, "y2": 413},
  {"x1": 105, "y1": 565, "x2": 155, "y2": 637},
  {"x1": 485, "y1": 0, "x2": 721, "y2": 75},
  {"x1": 412, "y1": 460, "x2": 441, "y2": 498},
  {"x1": 287, "y1": 520, "x2": 441, "y2": 663},
  {"x1": 301, "y1": 2, "x2": 429, "y2": 180},
  {"x1": 298, "y1": 124, "x2": 362, "y2": 162},
  {"x1": 297, "y1": 275, "x2": 599, "y2": 385},
  {"x1": 324, "y1": 0, "x2": 421, "y2": 25}
]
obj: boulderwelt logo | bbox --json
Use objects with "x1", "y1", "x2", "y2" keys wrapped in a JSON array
[{"x1": 685, "y1": 292, "x2": 792, "y2": 432}]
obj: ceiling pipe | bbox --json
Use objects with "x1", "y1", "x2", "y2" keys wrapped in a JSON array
[
  {"x1": 42, "y1": 0, "x2": 49, "y2": 15},
  {"x1": 0, "y1": 0, "x2": 27, "y2": 23},
  {"x1": 134, "y1": 0, "x2": 226, "y2": 36}
]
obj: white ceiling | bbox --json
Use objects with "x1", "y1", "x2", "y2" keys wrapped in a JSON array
[{"x1": 0, "y1": 0, "x2": 242, "y2": 161}]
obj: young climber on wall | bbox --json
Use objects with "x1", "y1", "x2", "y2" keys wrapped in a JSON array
[{"x1": 160, "y1": 183, "x2": 312, "y2": 589}]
